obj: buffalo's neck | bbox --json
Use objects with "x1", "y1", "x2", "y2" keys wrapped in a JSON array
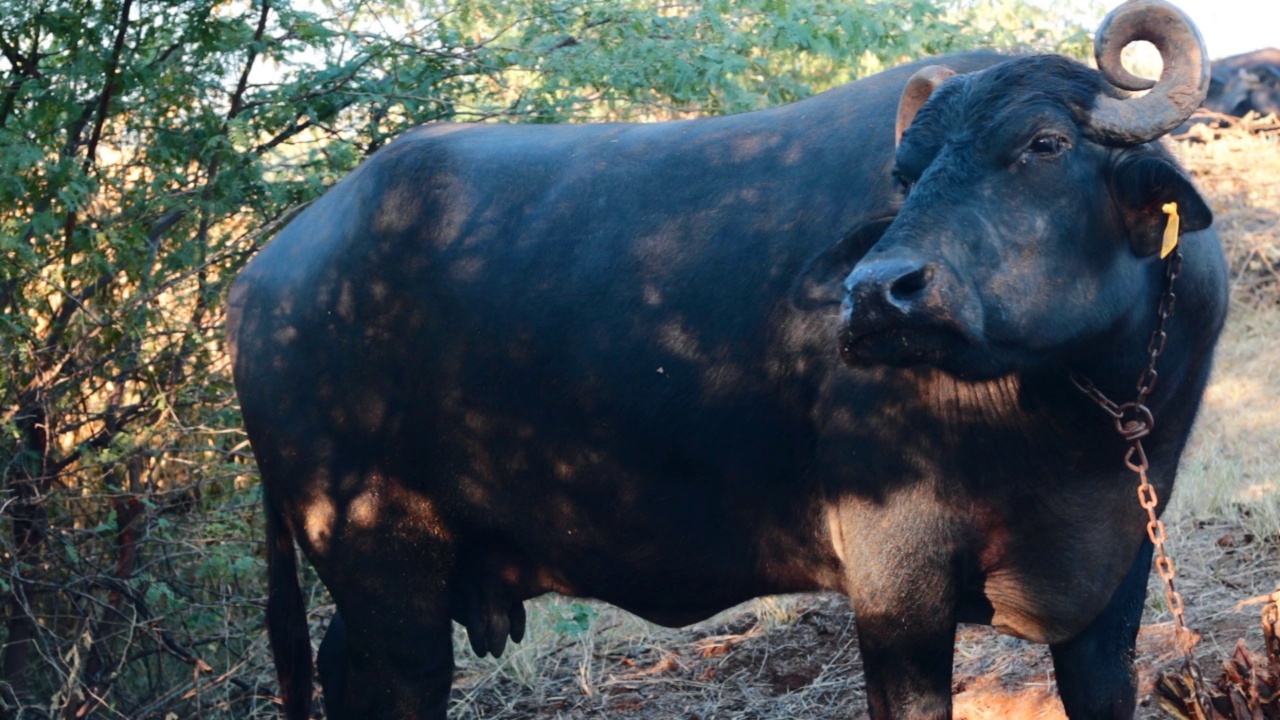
[
  {"x1": 914, "y1": 369, "x2": 1115, "y2": 483},
  {"x1": 832, "y1": 359, "x2": 1175, "y2": 497},
  {"x1": 1050, "y1": 261, "x2": 1219, "y2": 475}
]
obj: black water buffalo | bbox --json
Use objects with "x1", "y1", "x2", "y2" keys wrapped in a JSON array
[
  {"x1": 1205, "y1": 47, "x2": 1280, "y2": 118},
  {"x1": 227, "y1": 1, "x2": 1228, "y2": 717}
]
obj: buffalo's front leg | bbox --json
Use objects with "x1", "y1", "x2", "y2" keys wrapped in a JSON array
[
  {"x1": 842, "y1": 532, "x2": 959, "y2": 719},
  {"x1": 1050, "y1": 539, "x2": 1153, "y2": 719},
  {"x1": 852, "y1": 601, "x2": 957, "y2": 719}
]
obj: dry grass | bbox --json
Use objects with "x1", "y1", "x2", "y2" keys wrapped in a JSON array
[
  {"x1": 1173, "y1": 121, "x2": 1280, "y2": 307},
  {"x1": 1173, "y1": 126, "x2": 1280, "y2": 536},
  {"x1": 1175, "y1": 305, "x2": 1280, "y2": 532},
  {"x1": 450, "y1": 594, "x2": 864, "y2": 720}
]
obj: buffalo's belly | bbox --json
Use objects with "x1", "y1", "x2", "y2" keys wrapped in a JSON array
[
  {"x1": 269, "y1": 370, "x2": 835, "y2": 622},
  {"x1": 437, "y1": 425, "x2": 834, "y2": 609}
]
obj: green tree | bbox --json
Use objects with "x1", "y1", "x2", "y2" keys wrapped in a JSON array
[{"x1": 0, "y1": 0, "x2": 1094, "y2": 715}]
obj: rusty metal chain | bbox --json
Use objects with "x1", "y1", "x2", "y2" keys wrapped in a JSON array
[{"x1": 1070, "y1": 247, "x2": 1210, "y2": 708}]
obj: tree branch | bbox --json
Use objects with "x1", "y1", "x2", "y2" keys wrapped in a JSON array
[
  {"x1": 82, "y1": 0, "x2": 134, "y2": 174},
  {"x1": 0, "y1": 12, "x2": 47, "y2": 128},
  {"x1": 228, "y1": 0, "x2": 271, "y2": 122}
]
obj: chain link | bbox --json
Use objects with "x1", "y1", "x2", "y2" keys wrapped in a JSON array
[
  {"x1": 1135, "y1": 251, "x2": 1182, "y2": 405},
  {"x1": 1070, "y1": 246, "x2": 1209, "y2": 709},
  {"x1": 1128, "y1": 437, "x2": 1198, "y2": 656}
]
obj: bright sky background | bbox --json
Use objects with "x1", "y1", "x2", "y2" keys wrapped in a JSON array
[{"x1": 1153, "y1": 0, "x2": 1278, "y2": 59}]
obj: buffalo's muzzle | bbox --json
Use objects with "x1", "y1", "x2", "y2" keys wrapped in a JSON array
[
  {"x1": 839, "y1": 255, "x2": 969, "y2": 368},
  {"x1": 843, "y1": 257, "x2": 935, "y2": 317}
]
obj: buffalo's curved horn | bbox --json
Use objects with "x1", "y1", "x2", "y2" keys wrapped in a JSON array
[
  {"x1": 896, "y1": 65, "x2": 956, "y2": 146},
  {"x1": 1089, "y1": 0, "x2": 1209, "y2": 144}
]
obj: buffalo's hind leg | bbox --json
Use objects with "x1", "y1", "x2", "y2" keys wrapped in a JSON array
[
  {"x1": 317, "y1": 612, "x2": 349, "y2": 719},
  {"x1": 317, "y1": 598, "x2": 455, "y2": 720},
  {"x1": 1050, "y1": 539, "x2": 1153, "y2": 719}
]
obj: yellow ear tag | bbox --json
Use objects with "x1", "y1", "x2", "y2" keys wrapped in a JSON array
[{"x1": 1160, "y1": 202, "x2": 1180, "y2": 259}]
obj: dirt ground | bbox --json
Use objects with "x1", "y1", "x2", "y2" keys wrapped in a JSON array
[
  {"x1": 439, "y1": 125, "x2": 1280, "y2": 720},
  {"x1": 447, "y1": 519, "x2": 1276, "y2": 720}
]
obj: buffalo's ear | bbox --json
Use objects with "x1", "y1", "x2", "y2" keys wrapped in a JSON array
[
  {"x1": 896, "y1": 65, "x2": 955, "y2": 146},
  {"x1": 1111, "y1": 153, "x2": 1212, "y2": 257}
]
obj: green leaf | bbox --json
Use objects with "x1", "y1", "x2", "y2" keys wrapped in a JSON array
[{"x1": 554, "y1": 602, "x2": 599, "y2": 637}]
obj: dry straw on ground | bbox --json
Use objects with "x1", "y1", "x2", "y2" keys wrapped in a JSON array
[{"x1": 1174, "y1": 120, "x2": 1280, "y2": 530}]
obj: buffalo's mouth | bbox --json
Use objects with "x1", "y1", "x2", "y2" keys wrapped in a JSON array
[{"x1": 838, "y1": 322, "x2": 967, "y2": 369}]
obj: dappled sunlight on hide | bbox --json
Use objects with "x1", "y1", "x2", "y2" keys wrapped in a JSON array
[
  {"x1": 270, "y1": 324, "x2": 297, "y2": 350},
  {"x1": 301, "y1": 490, "x2": 337, "y2": 556},
  {"x1": 699, "y1": 361, "x2": 747, "y2": 400},
  {"x1": 657, "y1": 319, "x2": 707, "y2": 363},
  {"x1": 448, "y1": 256, "x2": 487, "y2": 284},
  {"x1": 632, "y1": 224, "x2": 709, "y2": 277},
  {"x1": 371, "y1": 181, "x2": 424, "y2": 236},
  {"x1": 723, "y1": 129, "x2": 784, "y2": 164},
  {"x1": 813, "y1": 368, "x2": 938, "y2": 504},
  {"x1": 918, "y1": 371, "x2": 1024, "y2": 430},
  {"x1": 346, "y1": 478, "x2": 382, "y2": 530},
  {"x1": 815, "y1": 369, "x2": 1033, "y2": 496}
]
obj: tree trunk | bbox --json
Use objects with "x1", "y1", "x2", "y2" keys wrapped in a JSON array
[{"x1": 2, "y1": 404, "x2": 51, "y2": 704}]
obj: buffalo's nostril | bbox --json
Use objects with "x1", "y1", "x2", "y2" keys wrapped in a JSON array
[
  {"x1": 844, "y1": 257, "x2": 937, "y2": 321},
  {"x1": 889, "y1": 265, "x2": 933, "y2": 304}
]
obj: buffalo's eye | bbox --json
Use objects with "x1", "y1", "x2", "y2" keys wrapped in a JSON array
[
  {"x1": 893, "y1": 169, "x2": 915, "y2": 193},
  {"x1": 1023, "y1": 132, "x2": 1071, "y2": 160}
]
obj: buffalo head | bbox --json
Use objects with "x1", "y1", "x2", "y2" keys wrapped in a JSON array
[{"x1": 840, "y1": 0, "x2": 1212, "y2": 380}]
